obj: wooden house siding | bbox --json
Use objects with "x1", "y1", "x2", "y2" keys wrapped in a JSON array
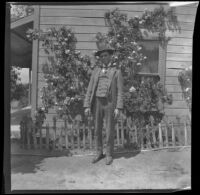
[
  {"x1": 164, "y1": 5, "x2": 197, "y2": 120},
  {"x1": 35, "y1": 4, "x2": 196, "y2": 125}
]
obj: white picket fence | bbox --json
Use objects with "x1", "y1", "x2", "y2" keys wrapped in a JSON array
[{"x1": 19, "y1": 116, "x2": 191, "y2": 152}]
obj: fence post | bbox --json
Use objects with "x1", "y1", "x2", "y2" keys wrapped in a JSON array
[
  {"x1": 164, "y1": 123, "x2": 169, "y2": 147},
  {"x1": 83, "y1": 124, "x2": 86, "y2": 150},
  {"x1": 20, "y1": 121, "x2": 24, "y2": 149},
  {"x1": 121, "y1": 119, "x2": 124, "y2": 146},
  {"x1": 146, "y1": 125, "x2": 151, "y2": 149},
  {"x1": 71, "y1": 123, "x2": 74, "y2": 149},
  {"x1": 64, "y1": 119, "x2": 69, "y2": 149},
  {"x1": 184, "y1": 121, "x2": 188, "y2": 146},
  {"x1": 158, "y1": 123, "x2": 163, "y2": 148},
  {"x1": 152, "y1": 126, "x2": 157, "y2": 148},
  {"x1": 116, "y1": 122, "x2": 120, "y2": 146},
  {"x1": 171, "y1": 122, "x2": 175, "y2": 146},
  {"x1": 140, "y1": 128, "x2": 144, "y2": 150},
  {"x1": 39, "y1": 124, "x2": 42, "y2": 149},
  {"x1": 58, "y1": 127, "x2": 63, "y2": 150},
  {"x1": 88, "y1": 117, "x2": 93, "y2": 149},
  {"x1": 32, "y1": 122, "x2": 37, "y2": 149},
  {"x1": 26, "y1": 118, "x2": 32, "y2": 149},
  {"x1": 53, "y1": 116, "x2": 57, "y2": 150},
  {"x1": 46, "y1": 123, "x2": 50, "y2": 149},
  {"x1": 134, "y1": 125, "x2": 138, "y2": 144}
]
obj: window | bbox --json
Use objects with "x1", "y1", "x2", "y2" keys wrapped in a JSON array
[{"x1": 138, "y1": 40, "x2": 166, "y2": 85}]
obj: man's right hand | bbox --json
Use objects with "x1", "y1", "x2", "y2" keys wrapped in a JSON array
[{"x1": 84, "y1": 108, "x2": 91, "y2": 116}]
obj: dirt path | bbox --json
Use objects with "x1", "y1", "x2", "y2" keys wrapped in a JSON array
[{"x1": 11, "y1": 147, "x2": 191, "y2": 190}]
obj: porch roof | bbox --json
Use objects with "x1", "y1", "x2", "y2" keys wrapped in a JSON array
[{"x1": 11, "y1": 14, "x2": 34, "y2": 69}]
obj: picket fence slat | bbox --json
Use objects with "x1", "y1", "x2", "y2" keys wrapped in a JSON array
[
  {"x1": 121, "y1": 121, "x2": 124, "y2": 146},
  {"x1": 39, "y1": 127, "x2": 42, "y2": 149},
  {"x1": 171, "y1": 122, "x2": 175, "y2": 146},
  {"x1": 83, "y1": 124, "x2": 86, "y2": 149},
  {"x1": 116, "y1": 123, "x2": 120, "y2": 145},
  {"x1": 164, "y1": 124, "x2": 169, "y2": 147},
  {"x1": 46, "y1": 124, "x2": 50, "y2": 149},
  {"x1": 53, "y1": 117, "x2": 56, "y2": 150},
  {"x1": 158, "y1": 123, "x2": 163, "y2": 148},
  {"x1": 184, "y1": 122, "x2": 188, "y2": 146},
  {"x1": 64, "y1": 120, "x2": 69, "y2": 149}
]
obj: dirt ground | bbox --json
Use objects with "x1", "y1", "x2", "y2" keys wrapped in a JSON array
[{"x1": 11, "y1": 145, "x2": 191, "y2": 191}]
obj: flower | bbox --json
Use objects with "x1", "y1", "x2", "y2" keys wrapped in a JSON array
[
  {"x1": 64, "y1": 97, "x2": 70, "y2": 104},
  {"x1": 64, "y1": 38, "x2": 68, "y2": 41},
  {"x1": 137, "y1": 62, "x2": 141, "y2": 66},
  {"x1": 185, "y1": 88, "x2": 190, "y2": 92},
  {"x1": 129, "y1": 86, "x2": 136, "y2": 93},
  {"x1": 41, "y1": 107, "x2": 45, "y2": 111},
  {"x1": 65, "y1": 50, "x2": 70, "y2": 54},
  {"x1": 144, "y1": 56, "x2": 147, "y2": 59},
  {"x1": 132, "y1": 51, "x2": 136, "y2": 54}
]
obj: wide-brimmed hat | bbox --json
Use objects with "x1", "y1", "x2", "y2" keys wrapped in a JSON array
[{"x1": 95, "y1": 39, "x2": 115, "y2": 56}]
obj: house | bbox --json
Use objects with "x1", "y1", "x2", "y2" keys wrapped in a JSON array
[{"x1": 11, "y1": 2, "x2": 197, "y2": 128}]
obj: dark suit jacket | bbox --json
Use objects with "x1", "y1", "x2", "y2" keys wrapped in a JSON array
[{"x1": 84, "y1": 67, "x2": 124, "y2": 114}]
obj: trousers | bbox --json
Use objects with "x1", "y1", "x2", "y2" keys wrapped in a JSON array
[{"x1": 94, "y1": 97, "x2": 115, "y2": 156}]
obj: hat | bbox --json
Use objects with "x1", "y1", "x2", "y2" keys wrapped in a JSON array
[{"x1": 95, "y1": 38, "x2": 115, "y2": 56}]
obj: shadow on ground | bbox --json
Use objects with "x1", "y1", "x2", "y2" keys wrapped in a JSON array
[{"x1": 113, "y1": 150, "x2": 141, "y2": 159}]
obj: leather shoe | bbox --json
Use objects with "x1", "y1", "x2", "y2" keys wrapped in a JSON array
[
  {"x1": 92, "y1": 153, "x2": 104, "y2": 164},
  {"x1": 105, "y1": 156, "x2": 113, "y2": 165}
]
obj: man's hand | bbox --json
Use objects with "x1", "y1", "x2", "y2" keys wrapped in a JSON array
[
  {"x1": 84, "y1": 108, "x2": 91, "y2": 116},
  {"x1": 114, "y1": 108, "x2": 121, "y2": 119}
]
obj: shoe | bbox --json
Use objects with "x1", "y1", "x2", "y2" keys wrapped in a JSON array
[
  {"x1": 105, "y1": 156, "x2": 113, "y2": 165},
  {"x1": 92, "y1": 153, "x2": 104, "y2": 164}
]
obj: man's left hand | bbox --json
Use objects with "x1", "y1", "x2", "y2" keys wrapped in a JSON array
[{"x1": 114, "y1": 108, "x2": 121, "y2": 119}]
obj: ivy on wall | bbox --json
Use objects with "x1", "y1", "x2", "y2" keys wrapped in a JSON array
[{"x1": 27, "y1": 6, "x2": 180, "y2": 128}]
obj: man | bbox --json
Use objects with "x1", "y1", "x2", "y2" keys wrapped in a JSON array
[{"x1": 84, "y1": 41, "x2": 124, "y2": 165}]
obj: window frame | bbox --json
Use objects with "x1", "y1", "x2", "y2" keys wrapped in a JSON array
[{"x1": 136, "y1": 35, "x2": 167, "y2": 86}]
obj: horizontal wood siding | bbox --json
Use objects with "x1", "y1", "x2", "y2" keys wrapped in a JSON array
[
  {"x1": 36, "y1": 4, "x2": 196, "y2": 124},
  {"x1": 164, "y1": 4, "x2": 196, "y2": 118}
]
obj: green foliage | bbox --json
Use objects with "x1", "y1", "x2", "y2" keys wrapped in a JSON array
[
  {"x1": 27, "y1": 6, "x2": 179, "y2": 127},
  {"x1": 27, "y1": 26, "x2": 92, "y2": 121},
  {"x1": 178, "y1": 66, "x2": 192, "y2": 112},
  {"x1": 10, "y1": 4, "x2": 34, "y2": 22},
  {"x1": 95, "y1": 6, "x2": 178, "y2": 127},
  {"x1": 11, "y1": 66, "x2": 21, "y2": 100}
]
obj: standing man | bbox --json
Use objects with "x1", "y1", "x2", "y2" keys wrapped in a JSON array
[{"x1": 84, "y1": 41, "x2": 124, "y2": 165}]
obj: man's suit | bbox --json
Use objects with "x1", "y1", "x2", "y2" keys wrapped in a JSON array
[{"x1": 84, "y1": 66, "x2": 123, "y2": 156}]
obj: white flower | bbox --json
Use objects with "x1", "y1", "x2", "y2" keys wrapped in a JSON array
[
  {"x1": 129, "y1": 86, "x2": 136, "y2": 93},
  {"x1": 64, "y1": 38, "x2": 68, "y2": 41},
  {"x1": 185, "y1": 88, "x2": 190, "y2": 92},
  {"x1": 58, "y1": 107, "x2": 62, "y2": 110},
  {"x1": 113, "y1": 63, "x2": 117, "y2": 66},
  {"x1": 41, "y1": 107, "x2": 45, "y2": 111},
  {"x1": 144, "y1": 56, "x2": 147, "y2": 59},
  {"x1": 137, "y1": 62, "x2": 141, "y2": 66},
  {"x1": 139, "y1": 21, "x2": 143, "y2": 24},
  {"x1": 132, "y1": 51, "x2": 136, "y2": 54},
  {"x1": 65, "y1": 50, "x2": 70, "y2": 54}
]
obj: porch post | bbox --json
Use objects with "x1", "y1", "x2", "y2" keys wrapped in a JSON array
[{"x1": 31, "y1": 5, "x2": 40, "y2": 118}]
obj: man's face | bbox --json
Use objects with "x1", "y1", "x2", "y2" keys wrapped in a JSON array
[{"x1": 100, "y1": 51, "x2": 112, "y2": 65}]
